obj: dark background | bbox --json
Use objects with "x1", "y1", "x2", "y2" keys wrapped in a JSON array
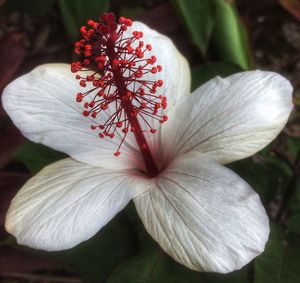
[{"x1": 0, "y1": 0, "x2": 300, "y2": 282}]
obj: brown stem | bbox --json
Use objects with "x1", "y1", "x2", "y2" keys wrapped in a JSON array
[{"x1": 107, "y1": 39, "x2": 159, "y2": 177}]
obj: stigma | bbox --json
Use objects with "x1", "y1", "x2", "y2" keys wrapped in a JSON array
[{"x1": 71, "y1": 12, "x2": 168, "y2": 157}]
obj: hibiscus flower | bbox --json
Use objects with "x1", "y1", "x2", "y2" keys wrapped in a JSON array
[{"x1": 2, "y1": 13, "x2": 293, "y2": 273}]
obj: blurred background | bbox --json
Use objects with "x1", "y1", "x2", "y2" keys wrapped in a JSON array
[{"x1": 0, "y1": 0, "x2": 300, "y2": 282}]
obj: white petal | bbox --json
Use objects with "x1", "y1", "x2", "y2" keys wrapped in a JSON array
[
  {"x1": 161, "y1": 71, "x2": 293, "y2": 164},
  {"x1": 128, "y1": 21, "x2": 191, "y2": 109},
  {"x1": 2, "y1": 63, "x2": 144, "y2": 170},
  {"x1": 134, "y1": 151, "x2": 270, "y2": 273},
  {"x1": 122, "y1": 22, "x2": 191, "y2": 162},
  {"x1": 5, "y1": 158, "x2": 151, "y2": 251}
]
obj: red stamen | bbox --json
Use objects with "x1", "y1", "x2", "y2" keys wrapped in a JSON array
[{"x1": 72, "y1": 13, "x2": 168, "y2": 177}]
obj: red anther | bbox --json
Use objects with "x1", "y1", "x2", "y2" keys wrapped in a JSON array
[
  {"x1": 116, "y1": 122, "x2": 123, "y2": 128},
  {"x1": 99, "y1": 25, "x2": 109, "y2": 35},
  {"x1": 100, "y1": 13, "x2": 108, "y2": 22},
  {"x1": 72, "y1": 12, "x2": 167, "y2": 161},
  {"x1": 133, "y1": 31, "x2": 143, "y2": 39},
  {"x1": 139, "y1": 41, "x2": 144, "y2": 48},
  {"x1": 109, "y1": 22, "x2": 118, "y2": 32},
  {"x1": 106, "y1": 12, "x2": 116, "y2": 22},
  {"x1": 139, "y1": 88, "x2": 145, "y2": 95},
  {"x1": 118, "y1": 16, "x2": 126, "y2": 24},
  {"x1": 84, "y1": 51, "x2": 92, "y2": 57},
  {"x1": 126, "y1": 19, "x2": 132, "y2": 26},
  {"x1": 97, "y1": 63, "x2": 104, "y2": 69},
  {"x1": 157, "y1": 79, "x2": 163, "y2": 87},
  {"x1": 80, "y1": 26, "x2": 87, "y2": 34},
  {"x1": 80, "y1": 80, "x2": 86, "y2": 87},
  {"x1": 137, "y1": 52, "x2": 144, "y2": 59},
  {"x1": 151, "y1": 67, "x2": 157, "y2": 74},
  {"x1": 159, "y1": 115, "x2": 168, "y2": 123},
  {"x1": 76, "y1": 92, "x2": 83, "y2": 102},
  {"x1": 82, "y1": 110, "x2": 89, "y2": 117},
  {"x1": 101, "y1": 103, "x2": 108, "y2": 110},
  {"x1": 75, "y1": 41, "x2": 82, "y2": 47},
  {"x1": 87, "y1": 19, "x2": 95, "y2": 26},
  {"x1": 131, "y1": 110, "x2": 137, "y2": 117},
  {"x1": 127, "y1": 45, "x2": 133, "y2": 53},
  {"x1": 114, "y1": 151, "x2": 121, "y2": 156}
]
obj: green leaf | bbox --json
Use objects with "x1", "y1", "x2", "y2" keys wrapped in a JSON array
[
  {"x1": 171, "y1": 0, "x2": 215, "y2": 55},
  {"x1": 228, "y1": 156, "x2": 292, "y2": 204},
  {"x1": 14, "y1": 141, "x2": 67, "y2": 174},
  {"x1": 288, "y1": 213, "x2": 300, "y2": 235},
  {"x1": 191, "y1": 61, "x2": 243, "y2": 90},
  {"x1": 211, "y1": 0, "x2": 252, "y2": 70},
  {"x1": 286, "y1": 136, "x2": 300, "y2": 161},
  {"x1": 288, "y1": 180, "x2": 300, "y2": 216},
  {"x1": 255, "y1": 224, "x2": 300, "y2": 283},
  {"x1": 59, "y1": 0, "x2": 109, "y2": 40},
  {"x1": 107, "y1": 242, "x2": 249, "y2": 283},
  {"x1": 254, "y1": 224, "x2": 286, "y2": 283},
  {"x1": 46, "y1": 213, "x2": 136, "y2": 283}
]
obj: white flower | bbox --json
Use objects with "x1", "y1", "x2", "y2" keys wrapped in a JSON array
[{"x1": 2, "y1": 18, "x2": 293, "y2": 274}]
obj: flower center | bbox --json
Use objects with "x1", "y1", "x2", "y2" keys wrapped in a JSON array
[{"x1": 71, "y1": 12, "x2": 168, "y2": 177}]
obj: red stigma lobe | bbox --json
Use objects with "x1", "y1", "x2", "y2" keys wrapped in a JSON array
[{"x1": 72, "y1": 12, "x2": 167, "y2": 177}]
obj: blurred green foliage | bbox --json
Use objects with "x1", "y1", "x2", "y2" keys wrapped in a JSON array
[
  {"x1": 15, "y1": 142, "x2": 67, "y2": 174},
  {"x1": 49, "y1": 213, "x2": 136, "y2": 283},
  {"x1": 58, "y1": 0, "x2": 109, "y2": 40},
  {"x1": 172, "y1": 0, "x2": 252, "y2": 69},
  {"x1": 191, "y1": 62, "x2": 243, "y2": 91},
  {"x1": 171, "y1": 0, "x2": 215, "y2": 56},
  {"x1": 2, "y1": 0, "x2": 300, "y2": 282}
]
